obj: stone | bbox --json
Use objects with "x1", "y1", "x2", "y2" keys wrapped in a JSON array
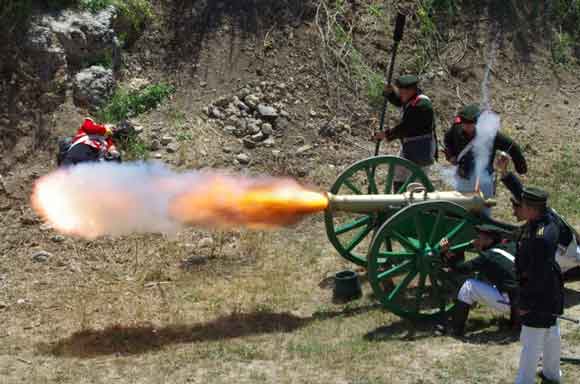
[
  {"x1": 309, "y1": 109, "x2": 318, "y2": 117},
  {"x1": 149, "y1": 139, "x2": 161, "y2": 151},
  {"x1": 160, "y1": 136, "x2": 173, "y2": 146},
  {"x1": 223, "y1": 146, "x2": 233, "y2": 153},
  {"x1": 244, "y1": 94, "x2": 260, "y2": 109},
  {"x1": 271, "y1": 150, "x2": 281, "y2": 157},
  {"x1": 246, "y1": 120, "x2": 262, "y2": 134},
  {"x1": 243, "y1": 138, "x2": 257, "y2": 149},
  {"x1": 236, "y1": 153, "x2": 251, "y2": 164},
  {"x1": 51, "y1": 235, "x2": 65, "y2": 243},
  {"x1": 224, "y1": 125, "x2": 236, "y2": 134},
  {"x1": 73, "y1": 66, "x2": 115, "y2": 110},
  {"x1": 515, "y1": 123, "x2": 525, "y2": 130},
  {"x1": 263, "y1": 137, "x2": 276, "y2": 148},
  {"x1": 279, "y1": 110, "x2": 290, "y2": 119},
  {"x1": 166, "y1": 143, "x2": 179, "y2": 153},
  {"x1": 39, "y1": 223, "x2": 53, "y2": 232},
  {"x1": 257, "y1": 104, "x2": 278, "y2": 118},
  {"x1": 209, "y1": 106, "x2": 224, "y2": 119},
  {"x1": 32, "y1": 251, "x2": 52, "y2": 263},
  {"x1": 251, "y1": 132, "x2": 265, "y2": 142},
  {"x1": 297, "y1": 145, "x2": 313, "y2": 154},
  {"x1": 154, "y1": 153, "x2": 163, "y2": 159},
  {"x1": 198, "y1": 237, "x2": 215, "y2": 248},
  {"x1": 127, "y1": 77, "x2": 151, "y2": 92},
  {"x1": 261, "y1": 123, "x2": 273, "y2": 136}
]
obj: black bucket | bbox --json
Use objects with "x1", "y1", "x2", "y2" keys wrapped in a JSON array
[{"x1": 333, "y1": 270, "x2": 362, "y2": 302}]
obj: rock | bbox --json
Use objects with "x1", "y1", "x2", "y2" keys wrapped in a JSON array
[
  {"x1": 251, "y1": 132, "x2": 265, "y2": 142},
  {"x1": 236, "y1": 153, "x2": 251, "y2": 164},
  {"x1": 73, "y1": 66, "x2": 115, "y2": 110},
  {"x1": 154, "y1": 153, "x2": 163, "y2": 159},
  {"x1": 279, "y1": 110, "x2": 290, "y2": 119},
  {"x1": 261, "y1": 123, "x2": 273, "y2": 136},
  {"x1": 166, "y1": 143, "x2": 179, "y2": 153},
  {"x1": 37, "y1": 6, "x2": 121, "y2": 70},
  {"x1": 244, "y1": 94, "x2": 260, "y2": 109},
  {"x1": 51, "y1": 235, "x2": 65, "y2": 243},
  {"x1": 32, "y1": 251, "x2": 52, "y2": 263},
  {"x1": 223, "y1": 146, "x2": 233, "y2": 153},
  {"x1": 309, "y1": 109, "x2": 318, "y2": 118},
  {"x1": 198, "y1": 237, "x2": 214, "y2": 248},
  {"x1": 16, "y1": 299, "x2": 27, "y2": 305},
  {"x1": 515, "y1": 123, "x2": 525, "y2": 131},
  {"x1": 257, "y1": 104, "x2": 278, "y2": 118},
  {"x1": 0, "y1": 301, "x2": 8, "y2": 310},
  {"x1": 149, "y1": 139, "x2": 161, "y2": 151},
  {"x1": 234, "y1": 126, "x2": 247, "y2": 138},
  {"x1": 297, "y1": 145, "x2": 313, "y2": 154},
  {"x1": 297, "y1": 168, "x2": 308, "y2": 177},
  {"x1": 224, "y1": 125, "x2": 236, "y2": 134},
  {"x1": 243, "y1": 138, "x2": 257, "y2": 149},
  {"x1": 39, "y1": 223, "x2": 53, "y2": 232},
  {"x1": 127, "y1": 77, "x2": 151, "y2": 92},
  {"x1": 246, "y1": 120, "x2": 262, "y2": 134},
  {"x1": 263, "y1": 137, "x2": 276, "y2": 148},
  {"x1": 226, "y1": 116, "x2": 241, "y2": 127},
  {"x1": 271, "y1": 149, "x2": 281, "y2": 157},
  {"x1": 209, "y1": 106, "x2": 224, "y2": 119},
  {"x1": 225, "y1": 104, "x2": 241, "y2": 117},
  {"x1": 160, "y1": 136, "x2": 173, "y2": 146}
]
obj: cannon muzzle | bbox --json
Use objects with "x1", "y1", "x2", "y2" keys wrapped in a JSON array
[{"x1": 326, "y1": 190, "x2": 495, "y2": 214}]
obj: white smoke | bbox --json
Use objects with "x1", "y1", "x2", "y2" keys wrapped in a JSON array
[{"x1": 473, "y1": 110, "x2": 501, "y2": 190}]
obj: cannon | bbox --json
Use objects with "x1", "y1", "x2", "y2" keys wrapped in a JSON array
[{"x1": 324, "y1": 156, "x2": 517, "y2": 320}]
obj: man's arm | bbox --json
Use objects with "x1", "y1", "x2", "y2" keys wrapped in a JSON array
[
  {"x1": 387, "y1": 103, "x2": 433, "y2": 141},
  {"x1": 501, "y1": 172, "x2": 524, "y2": 201},
  {"x1": 384, "y1": 89, "x2": 403, "y2": 107},
  {"x1": 496, "y1": 133, "x2": 527, "y2": 174}
]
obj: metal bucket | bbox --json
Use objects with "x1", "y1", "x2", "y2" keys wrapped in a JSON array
[{"x1": 333, "y1": 269, "x2": 362, "y2": 302}]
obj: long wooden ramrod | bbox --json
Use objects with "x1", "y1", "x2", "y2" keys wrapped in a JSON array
[{"x1": 326, "y1": 191, "x2": 496, "y2": 214}]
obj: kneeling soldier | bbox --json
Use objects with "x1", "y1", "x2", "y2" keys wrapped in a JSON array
[{"x1": 438, "y1": 224, "x2": 519, "y2": 337}]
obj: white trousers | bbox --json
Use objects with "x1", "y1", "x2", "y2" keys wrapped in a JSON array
[
  {"x1": 457, "y1": 278, "x2": 510, "y2": 313},
  {"x1": 515, "y1": 323, "x2": 561, "y2": 384}
]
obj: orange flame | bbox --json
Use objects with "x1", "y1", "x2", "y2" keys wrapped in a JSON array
[
  {"x1": 169, "y1": 177, "x2": 329, "y2": 228},
  {"x1": 31, "y1": 163, "x2": 328, "y2": 238}
]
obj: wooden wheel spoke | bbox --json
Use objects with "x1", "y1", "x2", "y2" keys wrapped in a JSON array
[
  {"x1": 414, "y1": 214, "x2": 426, "y2": 248},
  {"x1": 335, "y1": 216, "x2": 372, "y2": 235},
  {"x1": 345, "y1": 225, "x2": 373, "y2": 252},
  {"x1": 364, "y1": 166, "x2": 379, "y2": 194},
  {"x1": 396, "y1": 173, "x2": 418, "y2": 194},
  {"x1": 384, "y1": 163, "x2": 395, "y2": 193},
  {"x1": 343, "y1": 179, "x2": 362, "y2": 195},
  {"x1": 388, "y1": 269, "x2": 418, "y2": 301},
  {"x1": 444, "y1": 219, "x2": 468, "y2": 242},
  {"x1": 390, "y1": 230, "x2": 419, "y2": 252},
  {"x1": 415, "y1": 272, "x2": 427, "y2": 310},
  {"x1": 428, "y1": 209, "x2": 443, "y2": 246},
  {"x1": 377, "y1": 260, "x2": 413, "y2": 281},
  {"x1": 449, "y1": 240, "x2": 474, "y2": 252},
  {"x1": 377, "y1": 251, "x2": 414, "y2": 260}
]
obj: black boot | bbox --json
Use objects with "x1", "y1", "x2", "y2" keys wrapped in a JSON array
[{"x1": 450, "y1": 301, "x2": 470, "y2": 337}]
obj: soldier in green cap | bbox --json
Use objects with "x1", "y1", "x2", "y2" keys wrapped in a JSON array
[
  {"x1": 373, "y1": 74, "x2": 437, "y2": 191},
  {"x1": 443, "y1": 103, "x2": 527, "y2": 200},
  {"x1": 514, "y1": 187, "x2": 564, "y2": 384},
  {"x1": 495, "y1": 154, "x2": 580, "y2": 282},
  {"x1": 437, "y1": 224, "x2": 519, "y2": 337}
]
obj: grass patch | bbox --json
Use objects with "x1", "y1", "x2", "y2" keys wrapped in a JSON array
[
  {"x1": 79, "y1": 0, "x2": 153, "y2": 30},
  {"x1": 98, "y1": 83, "x2": 174, "y2": 123}
]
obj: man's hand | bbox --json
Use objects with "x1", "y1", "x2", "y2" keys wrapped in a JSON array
[
  {"x1": 384, "y1": 83, "x2": 395, "y2": 95},
  {"x1": 104, "y1": 124, "x2": 115, "y2": 137},
  {"x1": 439, "y1": 238, "x2": 450, "y2": 253},
  {"x1": 495, "y1": 151, "x2": 510, "y2": 176},
  {"x1": 372, "y1": 131, "x2": 386, "y2": 141}
]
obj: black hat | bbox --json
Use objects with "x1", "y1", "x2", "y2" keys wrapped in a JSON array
[
  {"x1": 521, "y1": 187, "x2": 548, "y2": 206},
  {"x1": 395, "y1": 75, "x2": 419, "y2": 88},
  {"x1": 475, "y1": 224, "x2": 511, "y2": 236}
]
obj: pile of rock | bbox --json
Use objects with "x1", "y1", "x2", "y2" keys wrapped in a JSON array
[{"x1": 204, "y1": 81, "x2": 293, "y2": 151}]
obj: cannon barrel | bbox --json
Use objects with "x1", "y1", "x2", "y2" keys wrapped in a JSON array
[{"x1": 326, "y1": 190, "x2": 496, "y2": 214}]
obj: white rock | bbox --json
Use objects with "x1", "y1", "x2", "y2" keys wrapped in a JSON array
[
  {"x1": 261, "y1": 123, "x2": 273, "y2": 136},
  {"x1": 32, "y1": 251, "x2": 52, "y2": 263},
  {"x1": 160, "y1": 136, "x2": 173, "y2": 146},
  {"x1": 236, "y1": 153, "x2": 251, "y2": 164}
]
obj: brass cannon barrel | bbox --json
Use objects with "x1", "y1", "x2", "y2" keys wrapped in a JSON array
[{"x1": 326, "y1": 190, "x2": 496, "y2": 214}]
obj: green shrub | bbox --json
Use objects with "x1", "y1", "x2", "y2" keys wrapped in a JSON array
[
  {"x1": 98, "y1": 83, "x2": 175, "y2": 123},
  {"x1": 80, "y1": 0, "x2": 153, "y2": 30}
]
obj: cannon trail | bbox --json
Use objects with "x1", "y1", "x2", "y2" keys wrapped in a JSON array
[{"x1": 31, "y1": 162, "x2": 328, "y2": 239}]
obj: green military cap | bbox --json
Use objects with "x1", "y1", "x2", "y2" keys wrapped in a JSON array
[
  {"x1": 521, "y1": 187, "x2": 548, "y2": 206},
  {"x1": 475, "y1": 224, "x2": 511, "y2": 236},
  {"x1": 459, "y1": 103, "x2": 481, "y2": 122},
  {"x1": 395, "y1": 74, "x2": 419, "y2": 88}
]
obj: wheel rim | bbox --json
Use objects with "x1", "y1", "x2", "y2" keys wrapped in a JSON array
[
  {"x1": 325, "y1": 156, "x2": 434, "y2": 266},
  {"x1": 368, "y1": 201, "x2": 478, "y2": 320}
]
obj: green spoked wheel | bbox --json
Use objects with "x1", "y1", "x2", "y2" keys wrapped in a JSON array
[
  {"x1": 325, "y1": 156, "x2": 434, "y2": 266},
  {"x1": 368, "y1": 201, "x2": 478, "y2": 320}
]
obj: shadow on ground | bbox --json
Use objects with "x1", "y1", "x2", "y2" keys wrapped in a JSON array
[{"x1": 38, "y1": 303, "x2": 381, "y2": 358}]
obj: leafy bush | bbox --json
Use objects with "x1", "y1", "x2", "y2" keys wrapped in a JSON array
[
  {"x1": 80, "y1": 0, "x2": 153, "y2": 30},
  {"x1": 98, "y1": 83, "x2": 175, "y2": 123}
]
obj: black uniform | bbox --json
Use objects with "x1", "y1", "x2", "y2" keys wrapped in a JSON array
[
  {"x1": 385, "y1": 91, "x2": 437, "y2": 166},
  {"x1": 452, "y1": 243, "x2": 518, "y2": 295},
  {"x1": 444, "y1": 124, "x2": 527, "y2": 179},
  {"x1": 516, "y1": 213, "x2": 564, "y2": 328}
]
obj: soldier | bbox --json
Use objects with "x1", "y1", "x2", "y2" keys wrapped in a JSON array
[
  {"x1": 373, "y1": 74, "x2": 437, "y2": 191},
  {"x1": 437, "y1": 225, "x2": 519, "y2": 337},
  {"x1": 496, "y1": 154, "x2": 580, "y2": 282},
  {"x1": 514, "y1": 188, "x2": 564, "y2": 384},
  {"x1": 443, "y1": 104, "x2": 527, "y2": 199}
]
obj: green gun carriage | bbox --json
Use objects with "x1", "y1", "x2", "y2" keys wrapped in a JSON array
[{"x1": 324, "y1": 156, "x2": 516, "y2": 320}]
